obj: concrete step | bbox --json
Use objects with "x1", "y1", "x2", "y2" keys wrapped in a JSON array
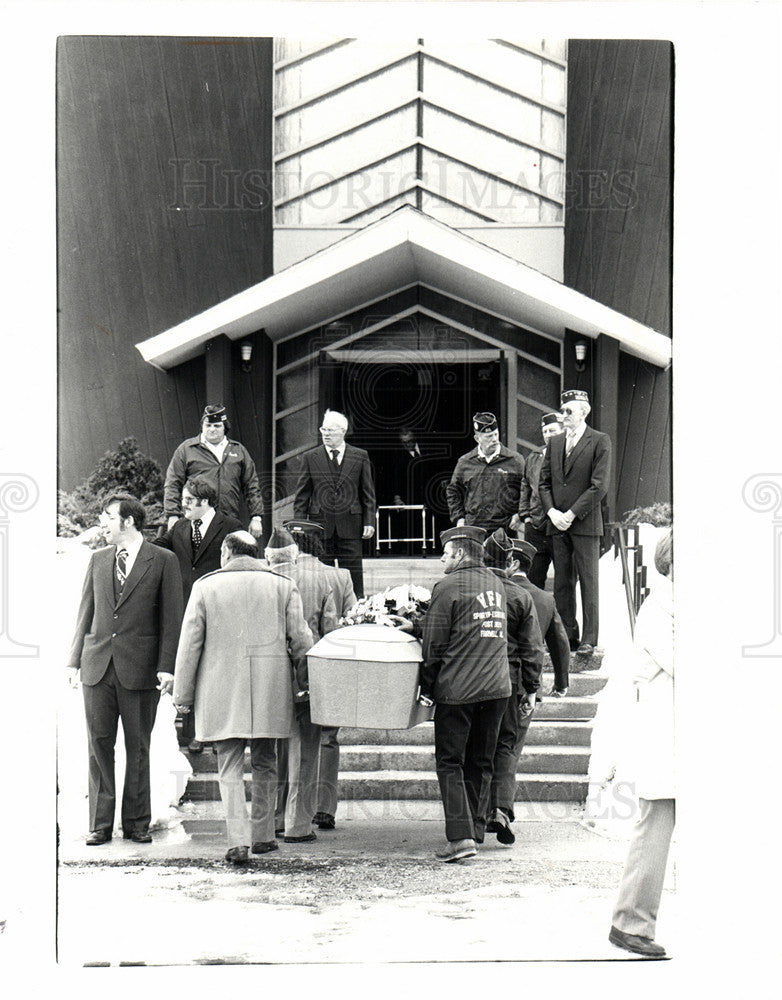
[
  {"x1": 335, "y1": 745, "x2": 590, "y2": 775},
  {"x1": 336, "y1": 720, "x2": 594, "y2": 748},
  {"x1": 540, "y1": 671, "x2": 607, "y2": 696},
  {"x1": 182, "y1": 772, "x2": 588, "y2": 805}
]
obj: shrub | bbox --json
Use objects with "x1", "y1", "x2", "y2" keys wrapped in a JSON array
[{"x1": 58, "y1": 437, "x2": 164, "y2": 537}]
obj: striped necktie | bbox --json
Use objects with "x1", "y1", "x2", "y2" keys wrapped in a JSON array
[
  {"x1": 565, "y1": 432, "x2": 576, "y2": 458},
  {"x1": 115, "y1": 548, "x2": 128, "y2": 588}
]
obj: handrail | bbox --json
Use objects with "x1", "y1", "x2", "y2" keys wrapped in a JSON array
[{"x1": 611, "y1": 522, "x2": 638, "y2": 637}]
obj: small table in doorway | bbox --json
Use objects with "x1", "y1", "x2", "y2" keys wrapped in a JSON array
[{"x1": 375, "y1": 505, "x2": 435, "y2": 555}]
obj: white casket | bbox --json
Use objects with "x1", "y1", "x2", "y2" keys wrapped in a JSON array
[{"x1": 308, "y1": 623, "x2": 434, "y2": 729}]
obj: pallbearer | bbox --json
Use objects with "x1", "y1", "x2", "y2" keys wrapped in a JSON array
[{"x1": 419, "y1": 526, "x2": 511, "y2": 862}]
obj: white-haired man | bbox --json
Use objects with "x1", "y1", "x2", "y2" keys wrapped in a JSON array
[
  {"x1": 293, "y1": 408, "x2": 375, "y2": 598},
  {"x1": 538, "y1": 390, "x2": 612, "y2": 657}
]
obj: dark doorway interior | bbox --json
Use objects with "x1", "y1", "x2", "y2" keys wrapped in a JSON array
[{"x1": 320, "y1": 354, "x2": 502, "y2": 550}]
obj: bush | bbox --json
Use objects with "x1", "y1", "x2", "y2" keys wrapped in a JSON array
[
  {"x1": 58, "y1": 437, "x2": 165, "y2": 537},
  {"x1": 621, "y1": 501, "x2": 672, "y2": 528}
]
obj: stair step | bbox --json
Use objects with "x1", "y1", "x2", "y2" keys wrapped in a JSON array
[
  {"x1": 333, "y1": 746, "x2": 589, "y2": 774},
  {"x1": 335, "y1": 772, "x2": 588, "y2": 802},
  {"x1": 336, "y1": 720, "x2": 593, "y2": 748}
]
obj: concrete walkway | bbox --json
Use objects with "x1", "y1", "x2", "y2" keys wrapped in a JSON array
[{"x1": 56, "y1": 802, "x2": 677, "y2": 966}]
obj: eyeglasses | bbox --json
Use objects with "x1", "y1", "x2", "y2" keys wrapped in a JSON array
[
  {"x1": 560, "y1": 407, "x2": 577, "y2": 415},
  {"x1": 319, "y1": 427, "x2": 341, "y2": 434}
]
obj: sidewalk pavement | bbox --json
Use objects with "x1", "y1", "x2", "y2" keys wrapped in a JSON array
[{"x1": 55, "y1": 801, "x2": 677, "y2": 966}]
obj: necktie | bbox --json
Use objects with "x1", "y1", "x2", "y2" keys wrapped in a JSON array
[
  {"x1": 330, "y1": 449, "x2": 340, "y2": 472},
  {"x1": 565, "y1": 432, "x2": 576, "y2": 458},
  {"x1": 115, "y1": 548, "x2": 128, "y2": 588},
  {"x1": 192, "y1": 519, "x2": 203, "y2": 549}
]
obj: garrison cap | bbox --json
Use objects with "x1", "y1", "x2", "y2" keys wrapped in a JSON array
[
  {"x1": 202, "y1": 404, "x2": 228, "y2": 424},
  {"x1": 440, "y1": 525, "x2": 487, "y2": 547},
  {"x1": 266, "y1": 525, "x2": 296, "y2": 549},
  {"x1": 510, "y1": 538, "x2": 537, "y2": 566},
  {"x1": 472, "y1": 411, "x2": 498, "y2": 433},
  {"x1": 560, "y1": 389, "x2": 589, "y2": 406},
  {"x1": 484, "y1": 527, "x2": 514, "y2": 561},
  {"x1": 541, "y1": 412, "x2": 562, "y2": 427},
  {"x1": 283, "y1": 519, "x2": 324, "y2": 536}
]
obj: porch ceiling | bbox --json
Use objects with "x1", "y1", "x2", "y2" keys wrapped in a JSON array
[{"x1": 135, "y1": 206, "x2": 672, "y2": 371}]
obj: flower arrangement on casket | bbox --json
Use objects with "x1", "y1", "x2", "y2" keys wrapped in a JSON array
[
  {"x1": 308, "y1": 585, "x2": 433, "y2": 729},
  {"x1": 339, "y1": 584, "x2": 431, "y2": 635}
]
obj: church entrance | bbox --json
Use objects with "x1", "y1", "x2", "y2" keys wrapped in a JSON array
[{"x1": 319, "y1": 349, "x2": 503, "y2": 552}]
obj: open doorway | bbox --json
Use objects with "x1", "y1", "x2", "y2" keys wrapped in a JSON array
[{"x1": 320, "y1": 350, "x2": 503, "y2": 549}]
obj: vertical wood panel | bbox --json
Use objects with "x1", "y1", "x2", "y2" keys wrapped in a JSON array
[{"x1": 58, "y1": 36, "x2": 274, "y2": 489}]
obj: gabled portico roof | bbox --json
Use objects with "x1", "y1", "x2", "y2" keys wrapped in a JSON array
[{"x1": 136, "y1": 206, "x2": 672, "y2": 371}]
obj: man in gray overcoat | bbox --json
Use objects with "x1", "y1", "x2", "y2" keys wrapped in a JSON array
[{"x1": 173, "y1": 531, "x2": 313, "y2": 864}]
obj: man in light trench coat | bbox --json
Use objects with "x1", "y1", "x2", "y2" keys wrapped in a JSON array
[{"x1": 173, "y1": 531, "x2": 313, "y2": 864}]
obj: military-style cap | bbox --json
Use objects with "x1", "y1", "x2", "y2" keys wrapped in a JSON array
[
  {"x1": 541, "y1": 412, "x2": 562, "y2": 427},
  {"x1": 483, "y1": 527, "x2": 513, "y2": 562},
  {"x1": 440, "y1": 525, "x2": 487, "y2": 547},
  {"x1": 560, "y1": 389, "x2": 589, "y2": 406},
  {"x1": 266, "y1": 525, "x2": 296, "y2": 549},
  {"x1": 510, "y1": 538, "x2": 537, "y2": 566},
  {"x1": 202, "y1": 404, "x2": 228, "y2": 424},
  {"x1": 472, "y1": 411, "x2": 498, "y2": 433},
  {"x1": 283, "y1": 519, "x2": 324, "y2": 536}
]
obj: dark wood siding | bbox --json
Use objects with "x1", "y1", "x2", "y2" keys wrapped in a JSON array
[
  {"x1": 565, "y1": 39, "x2": 672, "y2": 510},
  {"x1": 57, "y1": 36, "x2": 274, "y2": 489}
]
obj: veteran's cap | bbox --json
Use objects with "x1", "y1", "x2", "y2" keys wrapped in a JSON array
[
  {"x1": 472, "y1": 411, "x2": 498, "y2": 433},
  {"x1": 541, "y1": 411, "x2": 562, "y2": 427},
  {"x1": 440, "y1": 525, "x2": 487, "y2": 548},
  {"x1": 202, "y1": 404, "x2": 228, "y2": 424},
  {"x1": 483, "y1": 527, "x2": 513, "y2": 562},
  {"x1": 510, "y1": 538, "x2": 537, "y2": 566},
  {"x1": 560, "y1": 389, "x2": 589, "y2": 406},
  {"x1": 266, "y1": 525, "x2": 296, "y2": 549}
]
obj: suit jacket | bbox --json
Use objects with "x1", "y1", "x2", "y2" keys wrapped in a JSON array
[
  {"x1": 538, "y1": 426, "x2": 611, "y2": 537},
  {"x1": 320, "y1": 561, "x2": 357, "y2": 617},
  {"x1": 294, "y1": 443, "x2": 376, "y2": 539},
  {"x1": 67, "y1": 540, "x2": 184, "y2": 689},
  {"x1": 154, "y1": 511, "x2": 243, "y2": 605}
]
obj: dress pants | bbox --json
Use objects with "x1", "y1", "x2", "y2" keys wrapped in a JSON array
[
  {"x1": 82, "y1": 660, "x2": 159, "y2": 835},
  {"x1": 322, "y1": 533, "x2": 364, "y2": 599},
  {"x1": 275, "y1": 705, "x2": 322, "y2": 838},
  {"x1": 317, "y1": 726, "x2": 340, "y2": 817},
  {"x1": 551, "y1": 531, "x2": 600, "y2": 647},
  {"x1": 214, "y1": 738, "x2": 277, "y2": 847},
  {"x1": 525, "y1": 522, "x2": 553, "y2": 591},
  {"x1": 490, "y1": 691, "x2": 534, "y2": 822},
  {"x1": 612, "y1": 798, "x2": 676, "y2": 938},
  {"x1": 434, "y1": 698, "x2": 508, "y2": 843}
]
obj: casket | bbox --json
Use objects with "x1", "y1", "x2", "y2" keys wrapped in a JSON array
[{"x1": 308, "y1": 623, "x2": 434, "y2": 729}]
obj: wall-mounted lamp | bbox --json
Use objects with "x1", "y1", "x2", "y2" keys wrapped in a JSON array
[
  {"x1": 574, "y1": 340, "x2": 588, "y2": 373},
  {"x1": 240, "y1": 341, "x2": 253, "y2": 373}
]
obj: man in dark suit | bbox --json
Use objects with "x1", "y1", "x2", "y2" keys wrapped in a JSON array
[
  {"x1": 154, "y1": 476, "x2": 243, "y2": 606},
  {"x1": 67, "y1": 493, "x2": 183, "y2": 845},
  {"x1": 154, "y1": 475, "x2": 242, "y2": 750},
  {"x1": 538, "y1": 389, "x2": 612, "y2": 658},
  {"x1": 293, "y1": 409, "x2": 376, "y2": 598}
]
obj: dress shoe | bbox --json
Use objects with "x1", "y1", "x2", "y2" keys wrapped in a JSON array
[
  {"x1": 608, "y1": 926, "x2": 666, "y2": 957},
  {"x1": 548, "y1": 687, "x2": 568, "y2": 698},
  {"x1": 251, "y1": 840, "x2": 279, "y2": 854},
  {"x1": 435, "y1": 838, "x2": 477, "y2": 862},
  {"x1": 575, "y1": 642, "x2": 594, "y2": 658},
  {"x1": 85, "y1": 830, "x2": 112, "y2": 846},
  {"x1": 275, "y1": 828, "x2": 285, "y2": 838},
  {"x1": 283, "y1": 832, "x2": 317, "y2": 843},
  {"x1": 123, "y1": 830, "x2": 152, "y2": 843},
  {"x1": 486, "y1": 808, "x2": 515, "y2": 845},
  {"x1": 225, "y1": 846, "x2": 249, "y2": 865},
  {"x1": 187, "y1": 739, "x2": 204, "y2": 754},
  {"x1": 313, "y1": 812, "x2": 336, "y2": 830}
]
